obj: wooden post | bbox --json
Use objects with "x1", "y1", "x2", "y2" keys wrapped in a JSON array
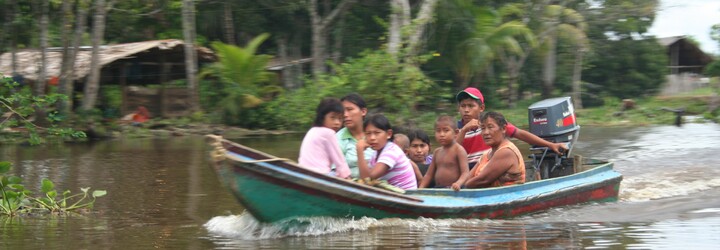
[
  {"x1": 573, "y1": 154, "x2": 583, "y2": 173},
  {"x1": 159, "y1": 53, "x2": 170, "y2": 118},
  {"x1": 120, "y1": 63, "x2": 128, "y2": 115}
]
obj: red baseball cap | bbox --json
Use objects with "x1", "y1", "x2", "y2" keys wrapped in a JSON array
[{"x1": 456, "y1": 87, "x2": 484, "y2": 104}]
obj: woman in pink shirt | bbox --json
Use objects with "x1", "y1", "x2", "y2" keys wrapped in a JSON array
[{"x1": 298, "y1": 98, "x2": 351, "y2": 178}]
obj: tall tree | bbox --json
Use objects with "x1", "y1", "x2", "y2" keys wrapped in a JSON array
[
  {"x1": 35, "y1": 0, "x2": 49, "y2": 97},
  {"x1": 222, "y1": 0, "x2": 236, "y2": 45},
  {"x1": 63, "y1": 0, "x2": 90, "y2": 113},
  {"x1": 0, "y1": 0, "x2": 15, "y2": 65},
  {"x1": 183, "y1": 0, "x2": 199, "y2": 111},
  {"x1": 387, "y1": 0, "x2": 410, "y2": 55},
  {"x1": 82, "y1": 0, "x2": 113, "y2": 111},
  {"x1": 308, "y1": 0, "x2": 355, "y2": 79},
  {"x1": 540, "y1": 4, "x2": 587, "y2": 99},
  {"x1": 58, "y1": 0, "x2": 75, "y2": 115},
  {"x1": 387, "y1": 0, "x2": 439, "y2": 62},
  {"x1": 455, "y1": 3, "x2": 536, "y2": 108}
]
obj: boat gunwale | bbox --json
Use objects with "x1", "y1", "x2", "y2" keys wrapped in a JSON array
[
  {"x1": 220, "y1": 139, "x2": 425, "y2": 202},
  {"x1": 220, "y1": 158, "x2": 621, "y2": 221},
  {"x1": 215, "y1": 139, "x2": 622, "y2": 211}
]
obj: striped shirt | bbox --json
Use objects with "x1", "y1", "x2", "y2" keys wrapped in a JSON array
[{"x1": 369, "y1": 142, "x2": 418, "y2": 190}]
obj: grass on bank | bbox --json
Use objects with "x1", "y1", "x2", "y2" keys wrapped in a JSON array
[{"x1": 494, "y1": 95, "x2": 716, "y2": 129}]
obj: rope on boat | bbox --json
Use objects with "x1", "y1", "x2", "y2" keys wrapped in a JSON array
[{"x1": 205, "y1": 134, "x2": 291, "y2": 163}]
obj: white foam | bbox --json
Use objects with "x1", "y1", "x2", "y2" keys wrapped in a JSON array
[
  {"x1": 204, "y1": 211, "x2": 504, "y2": 240},
  {"x1": 620, "y1": 169, "x2": 720, "y2": 202},
  {"x1": 204, "y1": 211, "x2": 379, "y2": 240}
]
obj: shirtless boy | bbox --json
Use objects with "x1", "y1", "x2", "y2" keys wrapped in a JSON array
[{"x1": 419, "y1": 115, "x2": 470, "y2": 191}]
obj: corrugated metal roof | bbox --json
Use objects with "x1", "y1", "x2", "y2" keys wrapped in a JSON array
[
  {"x1": 657, "y1": 36, "x2": 685, "y2": 47},
  {"x1": 0, "y1": 39, "x2": 215, "y2": 81}
]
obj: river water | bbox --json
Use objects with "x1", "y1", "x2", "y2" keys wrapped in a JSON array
[{"x1": 1, "y1": 123, "x2": 720, "y2": 249}]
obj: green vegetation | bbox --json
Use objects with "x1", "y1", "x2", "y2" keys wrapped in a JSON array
[
  {"x1": 0, "y1": 76, "x2": 87, "y2": 144},
  {"x1": 0, "y1": 76, "x2": 105, "y2": 217},
  {"x1": 0, "y1": 1, "x2": 717, "y2": 133},
  {"x1": 0, "y1": 162, "x2": 106, "y2": 216},
  {"x1": 493, "y1": 95, "x2": 717, "y2": 129}
]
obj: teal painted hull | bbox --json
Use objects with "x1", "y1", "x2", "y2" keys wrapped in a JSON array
[{"x1": 208, "y1": 137, "x2": 623, "y2": 223}]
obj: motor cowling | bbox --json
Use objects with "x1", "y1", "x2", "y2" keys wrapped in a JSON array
[
  {"x1": 526, "y1": 97, "x2": 579, "y2": 180},
  {"x1": 528, "y1": 97, "x2": 579, "y2": 145}
]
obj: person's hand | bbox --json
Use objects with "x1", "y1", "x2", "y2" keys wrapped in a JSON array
[
  {"x1": 461, "y1": 119, "x2": 480, "y2": 133},
  {"x1": 356, "y1": 139, "x2": 370, "y2": 151},
  {"x1": 549, "y1": 142, "x2": 568, "y2": 156},
  {"x1": 451, "y1": 182, "x2": 462, "y2": 191}
]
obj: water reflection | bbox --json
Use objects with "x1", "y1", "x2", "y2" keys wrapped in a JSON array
[{"x1": 205, "y1": 212, "x2": 720, "y2": 249}]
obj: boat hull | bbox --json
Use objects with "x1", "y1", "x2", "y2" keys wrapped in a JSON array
[{"x1": 208, "y1": 137, "x2": 622, "y2": 223}]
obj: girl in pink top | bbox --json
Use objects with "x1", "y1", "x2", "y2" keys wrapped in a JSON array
[
  {"x1": 298, "y1": 98, "x2": 351, "y2": 178},
  {"x1": 356, "y1": 114, "x2": 418, "y2": 190}
]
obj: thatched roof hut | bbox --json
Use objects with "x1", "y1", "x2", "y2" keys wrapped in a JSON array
[{"x1": 0, "y1": 39, "x2": 216, "y2": 82}]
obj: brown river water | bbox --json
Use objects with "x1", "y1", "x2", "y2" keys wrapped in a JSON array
[{"x1": 2, "y1": 123, "x2": 720, "y2": 249}]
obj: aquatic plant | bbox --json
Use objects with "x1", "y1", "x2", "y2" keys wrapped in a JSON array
[{"x1": 0, "y1": 161, "x2": 106, "y2": 216}]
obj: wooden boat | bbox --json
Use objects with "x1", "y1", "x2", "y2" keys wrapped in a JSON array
[{"x1": 207, "y1": 135, "x2": 622, "y2": 223}]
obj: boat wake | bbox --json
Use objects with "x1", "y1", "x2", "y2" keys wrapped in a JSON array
[
  {"x1": 620, "y1": 167, "x2": 720, "y2": 202},
  {"x1": 204, "y1": 211, "x2": 505, "y2": 240},
  {"x1": 204, "y1": 211, "x2": 378, "y2": 240}
]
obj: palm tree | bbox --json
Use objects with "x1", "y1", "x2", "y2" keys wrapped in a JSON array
[
  {"x1": 456, "y1": 4, "x2": 536, "y2": 107},
  {"x1": 199, "y1": 34, "x2": 278, "y2": 125},
  {"x1": 539, "y1": 4, "x2": 588, "y2": 101}
]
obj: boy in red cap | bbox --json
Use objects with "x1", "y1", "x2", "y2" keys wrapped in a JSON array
[{"x1": 456, "y1": 87, "x2": 567, "y2": 169}]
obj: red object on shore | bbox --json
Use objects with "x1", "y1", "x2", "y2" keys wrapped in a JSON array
[{"x1": 132, "y1": 106, "x2": 150, "y2": 123}]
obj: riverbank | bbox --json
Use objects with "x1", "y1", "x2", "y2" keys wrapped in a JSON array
[
  {"x1": 120, "y1": 94, "x2": 719, "y2": 139},
  {"x1": 1, "y1": 93, "x2": 717, "y2": 144}
]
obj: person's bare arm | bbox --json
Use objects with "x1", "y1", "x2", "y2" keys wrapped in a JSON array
[
  {"x1": 456, "y1": 119, "x2": 479, "y2": 144},
  {"x1": 451, "y1": 145, "x2": 470, "y2": 191},
  {"x1": 512, "y1": 129, "x2": 567, "y2": 155},
  {"x1": 419, "y1": 149, "x2": 439, "y2": 188},
  {"x1": 410, "y1": 161, "x2": 423, "y2": 184},
  {"x1": 464, "y1": 148, "x2": 515, "y2": 188}
]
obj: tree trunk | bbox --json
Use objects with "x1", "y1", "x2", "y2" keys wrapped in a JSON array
[
  {"x1": 82, "y1": 0, "x2": 108, "y2": 111},
  {"x1": 58, "y1": 0, "x2": 74, "y2": 115},
  {"x1": 332, "y1": 15, "x2": 344, "y2": 65},
  {"x1": 222, "y1": 0, "x2": 236, "y2": 45},
  {"x1": 290, "y1": 35, "x2": 303, "y2": 88},
  {"x1": 308, "y1": 0, "x2": 355, "y2": 80},
  {"x1": 387, "y1": 0, "x2": 405, "y2": 55},
  {"x1": 182, "y1": 0, "x2": 199, "y2": 111},
  {"x1": 404, "y1": 0, "x2": 438, "y2": 60},
  {"x1": 506, "y1": 60, "x2": 519, "y2": 108},
  {"x1": 35, "y1": 0, "x2": 49, "y2": 96},
  {"x1": 9, "y1": 0, "x2": 18, "y2": 75},
  {"x1": 541, "y1": 32, "x2": 557, "y2": 99},
  {"x1": 0, "y1": 0, "x2": 14, "y2": 65},
  {"x1": 571, "y1": 48, "x2": 584, "y2": 109},
  {"x1": 277, "y1": 36, "x2": 293, "y2": 89},
  {"x1": 498, "y1": 46, "x2": 532, "y2": 108},
  {"x1": 65, "y1": 0, "x2": 89, "y2": 113}
]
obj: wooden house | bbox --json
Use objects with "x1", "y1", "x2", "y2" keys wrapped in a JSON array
[{"x1": 0, "y1": 39, "x2": 216, "y2": 118}]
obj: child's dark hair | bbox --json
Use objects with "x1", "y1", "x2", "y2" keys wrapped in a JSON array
[
  {"x1": 435, "y1": 115, "x2": 457, "y2": 130},
  {"x1": 313, "y1": 98, "x2": 344, "y2": 127},
  {"x1": 480, "y1": 111, "x2": 508, "y2": 129},
  {"x1": 407, "y1": 129, "x2": 430, "y2": 145},
  {"x1": 340, "y1": 93, "x2": 367, "y2": 109},
  {"x1": 363, "y1": 114, "x2": 394, "y2": 140}
]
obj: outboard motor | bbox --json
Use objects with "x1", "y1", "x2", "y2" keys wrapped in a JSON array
[{"x1": 527, "y1": 97, "x2": 579, "y2": 180}]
